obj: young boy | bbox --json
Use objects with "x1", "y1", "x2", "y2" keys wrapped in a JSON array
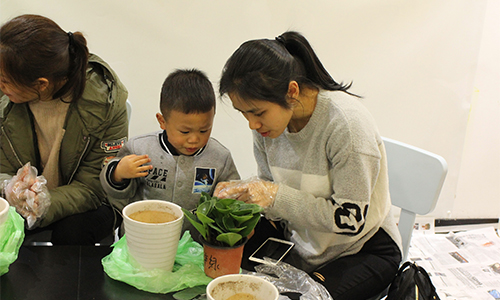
[{"x1": 100, "y1": 69, "x2": 240, "y2": 216}]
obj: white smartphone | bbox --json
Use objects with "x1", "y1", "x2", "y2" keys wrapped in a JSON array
[{"x1": 249, "y1": 237, "x2": 295, "y2": 265}]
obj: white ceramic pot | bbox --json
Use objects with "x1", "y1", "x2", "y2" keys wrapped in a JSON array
[
  {"x1": 122, "y1": 200, "x2": 183, "y2": 271},
  {"x1": 206, "y1": 274, "x2": 279, "y2": 300},
  {"x1": 0, "y1": 197, "x2": 10, "y2": 226}
]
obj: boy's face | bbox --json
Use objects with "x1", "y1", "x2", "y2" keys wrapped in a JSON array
[{"x1": 156, "y1": 109, "x2": 214, "y2": 156}]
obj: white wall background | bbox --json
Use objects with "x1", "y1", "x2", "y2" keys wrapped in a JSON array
[{"x1": 1, "y1": 0, "x2": 498, "y2": 220}]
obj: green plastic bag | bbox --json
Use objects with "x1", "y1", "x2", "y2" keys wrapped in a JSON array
[
  {"x1": 102, "y1": 230, "x2": 211, "y2": 295},
  {"x1": 0, "y1": 207, "x2": 25, "y2": 276}
]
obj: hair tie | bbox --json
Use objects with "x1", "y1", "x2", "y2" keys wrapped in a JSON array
[
  {"x1": 67, "y1": 32, "x2": 75, "y2": 55},
  {"x1": 67, "y1": 32, "x2": 74, "y2": 46},
  {"x1": 275, "y1": 35, "x2": 286, "y2": 46}
]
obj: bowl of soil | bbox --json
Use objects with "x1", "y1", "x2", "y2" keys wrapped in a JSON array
[{"x1": 206, "y1": 273, "x2": 279, "y2": 300}]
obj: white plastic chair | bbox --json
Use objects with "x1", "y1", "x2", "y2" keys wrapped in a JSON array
[
  {"x1": 367, "y1": 137, "x2": 448, "y2": 300},
  {"x1": 126, "y1": 99, "x2": 132, "y2": 122},
  {"x1": 383, "y1": 137, "x2": 448, "y2": 262}
]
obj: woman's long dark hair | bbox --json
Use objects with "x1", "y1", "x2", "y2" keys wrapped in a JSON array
[
  {"x1": 0, "y1": 14, "x2": 89, "y2": 101},
  {"x1": 219, "y1": 31, "x2": 354, "y2": 109}
]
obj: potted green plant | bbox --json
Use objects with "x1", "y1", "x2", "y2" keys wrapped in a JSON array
[{"x1": 182, "y1": 192, "x2": 263, "y2": 278}]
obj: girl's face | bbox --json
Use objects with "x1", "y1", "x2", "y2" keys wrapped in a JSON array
[
  {"x1": 156, "y1": 109, "x2": 214, "y2": 156},
  {"x1": 229, "y1": 93, "x2": 293, "y2": 139},
  {"x1": 0, "y1": 70, "x2": 52, "y2": 103},
  {"x1": 0, "y1": 75, "x2": 39, "y2": 104}
]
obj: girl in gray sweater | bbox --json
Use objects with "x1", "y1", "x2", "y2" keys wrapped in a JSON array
[{"x1": 215, "y1": 31, "x2": 402, "y2": 300}]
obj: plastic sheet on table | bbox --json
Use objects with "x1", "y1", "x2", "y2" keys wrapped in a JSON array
[
  {"x1": 0, "y1": 207, "x2": 25, "y2": 276},
  {"x1": 243, "y1": 259, "x2": 334, "y2": 300},
  {"x1": 102, "y1": 230, "x2": 211, "y2": 295}
]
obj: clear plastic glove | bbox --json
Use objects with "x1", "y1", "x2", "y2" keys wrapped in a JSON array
[
  {"x1": 214, "y1": 177, "x2": 278, "y2": 208},
  {"x1": 2, "y1": 162, "x2": 51, "y2": 229},
  {"x1": 243, "y1": 260, "x2": 334, "y2": 300}
]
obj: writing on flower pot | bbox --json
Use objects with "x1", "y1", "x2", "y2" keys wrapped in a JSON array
[{"x1": 205, "y1": 253, "x2": 219, "y2": 271}]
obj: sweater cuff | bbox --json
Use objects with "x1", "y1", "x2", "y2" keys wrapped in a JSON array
[
  {"x1": 264, "y1": 184, "x2": 297, "y2": 220},
  {"x1": 106, "y1": 160, "x2": 131, "y2": 190}
]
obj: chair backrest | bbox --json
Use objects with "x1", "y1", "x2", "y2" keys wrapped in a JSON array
[
  {"x1": 126, "y1": 99, "x2": 132, "y2": 122},
  {"x1": 382, "y1": 137, "x2": 447, "y2": 261}
]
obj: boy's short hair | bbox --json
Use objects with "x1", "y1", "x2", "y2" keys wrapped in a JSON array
[{"x1": 160, "y1": 69, "x2": 216, "y2": 118}]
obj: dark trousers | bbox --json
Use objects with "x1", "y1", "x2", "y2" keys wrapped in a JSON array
[
  {"x1": 25, "y1": 205, "x2": 121, "y2": 245},
  {"x1": 242, "y1": 219, "x2": 401, "y2": 300}
]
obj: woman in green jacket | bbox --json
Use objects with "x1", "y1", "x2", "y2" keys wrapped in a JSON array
[{"x1": 0, "y1": 14, "x2": 128, "y2": 245}]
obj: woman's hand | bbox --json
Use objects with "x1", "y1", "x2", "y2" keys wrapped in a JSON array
[
  {"x1": 113, "y1": 154, "x2": 152, "y2": 182},
  {"x1": 3, "y1": 162, "x2": 51, "y2": 229},
  {"x1": 214, "y1": 177, "x2": 278, "y2": 208}
]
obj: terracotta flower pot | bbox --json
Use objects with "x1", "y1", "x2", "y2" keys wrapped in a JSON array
[{"x1": 201, "y1": 237, "x2": 247, "y2": 279}]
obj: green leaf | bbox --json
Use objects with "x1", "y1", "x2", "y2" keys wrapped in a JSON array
[
  {"x1": 229, "y1": 201, "x2": 263, "y2": 215},
  {"x1": 215, "y1": 202, "x2": 231, "y2": 214},
  {"x1": 238, "y1": 203, "x2": 264, "y2": 214},
  {"x1": 197, "y1": 211, "x2": 215, "y2": 225},
  {"x1": 172, "y1": 285, "x2": 207, "y2": 300},
  {"x1": 218, "y1": 198, "x2": 237, "y2": 207},
  {"x1": 252, "y1": 206, "x2": 264, "y2": 214},
  {"x1": 197, "y1": 200, "x2": 215, "y2": 217},
  {"x1": 208, "y1": 222, "x2": 224, "y2": 234},
  {"x1": 182, "y1": 208, "x2": 208, "y2": 239},
  {"x1": 216, "y1": 232, "x2": 242, "y2": 247},
  {"x1": 213, "y1": 214, "x2": 225, "y2": 230},
  {"x1": 238, "y1": 214, "x2": 261, "y2": 237},
  {"x1": 199, "y1": 192, "x2": 211, "y2": 205},
  {"x1": 230, "y1": 213, "x2": 253, "y2": 223},
  {"x1": 182, "y1": 208, "x2": 199, "y2": 223},
  {"x1": 222, "y1": 215, "x2": 245, "y2": 233},
  {"x1": 230, "y1": 208, "x2": 254, "y2": 216}
]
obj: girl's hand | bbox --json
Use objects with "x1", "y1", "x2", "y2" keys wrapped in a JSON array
[
  {"x1": 3, "y1": 162, "x2": 50, "y2": 229},
  {"x1": 113, "y1": 154, "x2": 152, "y2": 182},
  {"x1": 213, "y1": 181, "x2": 233, "y2": 197},
  {"x1": 214, "y1": 177, "x2": 278, "y2": 208}
]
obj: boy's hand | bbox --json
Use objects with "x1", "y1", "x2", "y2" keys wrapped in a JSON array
[{"x1": 113, "y1": 154, "x2": 152, "y2": 182}]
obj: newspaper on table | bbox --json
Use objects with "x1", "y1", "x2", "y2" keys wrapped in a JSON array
[{"x1": 408, "y1": 226, "x2": 500, "y2": 300}]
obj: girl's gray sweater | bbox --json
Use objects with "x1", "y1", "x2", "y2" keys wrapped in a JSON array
[{"x1": 254, "y1": 90, "x2": 402, "y2": 271}]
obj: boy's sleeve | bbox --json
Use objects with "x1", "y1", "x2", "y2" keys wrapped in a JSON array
[{"x1": 99, "y1": 143, "x2": 138, "y2": 212}]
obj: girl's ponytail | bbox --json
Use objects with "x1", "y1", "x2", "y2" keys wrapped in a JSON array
[
  {"x1": 53, "y1": 31, "x2": 89, "y2": 101},
  {"x1": 277, "y1": 31, "x2": 352, "y2": 93}
]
